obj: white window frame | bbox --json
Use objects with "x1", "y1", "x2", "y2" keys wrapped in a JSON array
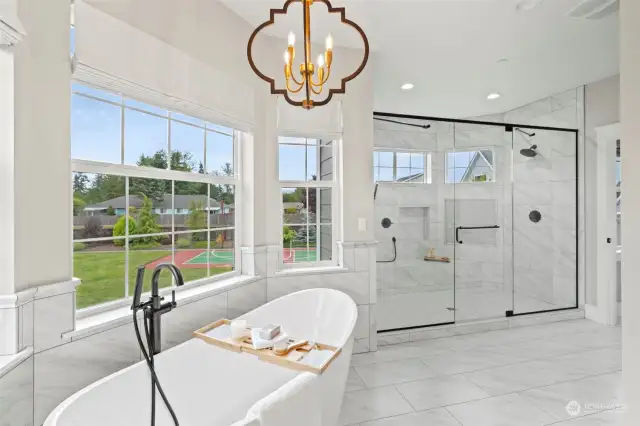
[
  {"x1": 373, "y1": 148, "x2": 431, "y2": 184},
  {"x1": 71, "y1": 84, "x2": 242, "y2": 316},
  {"x1": 445, "y1": 147, "x2": 496, "y2": 184},
  {"x1": 278, "y1": 136, "x2": 340, "y2": 270}
]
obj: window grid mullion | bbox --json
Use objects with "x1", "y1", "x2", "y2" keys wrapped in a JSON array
[
  {"x1": 167, "y1": 112, "x2": 172, "y2": 171},
  {"x1": 306, "y1": 188, "x2": 310, "y2": 257},
  {"x1": 124, "y1": 176, "x2": 129, "y2": 298}
]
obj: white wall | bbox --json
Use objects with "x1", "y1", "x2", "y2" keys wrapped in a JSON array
[
  {"x1": 13, "y1": 0, "x2": 72, "y2": 291},
  {"x1": 584, "y1": 75, "x2": 620, "y2": 306},
  {"x1": 620, "y1": 0, "x2": 640, "y2": 423}
]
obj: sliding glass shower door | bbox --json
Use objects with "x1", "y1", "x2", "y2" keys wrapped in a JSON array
[{"x1": 450, "y1": 122, "x2": 513, "y2": 322}]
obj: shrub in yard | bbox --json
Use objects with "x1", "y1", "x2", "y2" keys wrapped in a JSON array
[
  {"x1": 176, "y1": 237, "x2": 192, "y2": 249},
  {"x1": 106, "y1": 205, "x2": 116, "y2": 216},
  {"x1": 73, "y1": 242, "x2": 87, "y2": 251},
  {"x1": 73, "y1": 197, "x2": 86, "y2": 216},
  {"x1": 113, "y1": 215, "x2": 136, "y2": 246},
  {"x1": 83, "y1": 217, "x2": 103, "y2": 239},
  {"x1": 282, "y1": 226, "x2": 296, "y2": 245},
  {"x1": 136, "y1": 194, "x2": 161, "y2": 243},
  {"x1": 186, "y1": 201, "x2": 206, "y2": 239}
]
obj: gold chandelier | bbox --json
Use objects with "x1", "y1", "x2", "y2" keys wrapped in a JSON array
[{"x1": 247, "y1": 0, "x2": 369, "y2": 110}]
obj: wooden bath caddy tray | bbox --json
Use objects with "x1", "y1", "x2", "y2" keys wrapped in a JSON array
[
  {"x1": 424, "y1": 256, "x2": 451, "y2": 263},
  {"x1": 193, "y1": 319, "x2": 341, "y2": 374}
]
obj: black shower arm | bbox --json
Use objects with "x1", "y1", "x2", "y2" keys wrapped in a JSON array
[{"x1": 455, "y1": 225, "x2": 500, "y2": 244}]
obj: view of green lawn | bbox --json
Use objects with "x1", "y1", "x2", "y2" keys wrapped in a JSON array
[{"x1": 74, "y1": 250, "x2": 232, "y2": 309}]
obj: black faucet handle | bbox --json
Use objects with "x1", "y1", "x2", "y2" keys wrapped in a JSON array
[{"x1": 171, "y1": 290, "x2": 177, "y2": 308}]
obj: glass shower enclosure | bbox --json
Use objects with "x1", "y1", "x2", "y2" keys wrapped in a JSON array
[{"x1": 373, "y1": 113, "x2": 579, "y2": 332}]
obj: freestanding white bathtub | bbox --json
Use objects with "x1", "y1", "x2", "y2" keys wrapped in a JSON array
[{"x1": 44, "y1": 288, "x2": 358, "y2": 426}]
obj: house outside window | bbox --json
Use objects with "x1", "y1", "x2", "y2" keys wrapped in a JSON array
[
  {"x1": 278, "y1": 137, "x2": 339, "y2": 267},
  {"x1": 445, "y1": 149, "x2": 496, "y2": 183},
  {"x1": 72, "y1": 83, "x2": 238, "y2": 311}
]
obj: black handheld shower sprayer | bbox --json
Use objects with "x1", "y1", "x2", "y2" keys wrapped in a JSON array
[{"x1": 132, "y1": 263, "x2": 184, "y2": 426}]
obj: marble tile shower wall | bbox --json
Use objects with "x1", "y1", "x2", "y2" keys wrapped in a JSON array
[{"x1": 507, "y1": 88, "x2": 580, "y2": 311}]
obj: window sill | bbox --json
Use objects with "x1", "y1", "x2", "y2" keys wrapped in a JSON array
[
  {"x1": 0, "y1": 347, "x2": 33, "y2": 378},
  {"x1": 274, "y1": 265, "x2": 348, "y2": 276},
  {"x1": 65, "y1": 274, "x2": 263, "y2": 342}
]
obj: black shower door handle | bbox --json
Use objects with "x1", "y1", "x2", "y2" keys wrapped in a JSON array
[{"x1": 455, "y1": 225, "x2": 500, "y2": 244}]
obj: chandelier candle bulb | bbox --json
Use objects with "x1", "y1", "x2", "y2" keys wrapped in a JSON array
[
  {"x1": 288, "y1": 31, "x2": 296, "y2": 46},
  {"x1": 326, "y1": 34, "x2": 333, "y2": 50}
]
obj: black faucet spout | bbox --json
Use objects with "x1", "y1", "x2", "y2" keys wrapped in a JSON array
[{"x1": 148, "y1": 263, "x2": 184, "y2": 355}]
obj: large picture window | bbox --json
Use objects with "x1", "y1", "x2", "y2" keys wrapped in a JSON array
[
  {"x1": 72, "y1": 84, "x2": 237, "y2": 310},
  {"x1": 279, "y1": 137, "x2": 338, "y2": 267}
]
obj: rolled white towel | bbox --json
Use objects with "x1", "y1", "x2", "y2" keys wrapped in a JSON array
[{"x1": 247, "y1": 373, "x2": 321, "y2": 426}]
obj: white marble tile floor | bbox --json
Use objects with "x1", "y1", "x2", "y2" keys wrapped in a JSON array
[{"x1": 342, "y1": 319, "x2": 623, "y2": 426}]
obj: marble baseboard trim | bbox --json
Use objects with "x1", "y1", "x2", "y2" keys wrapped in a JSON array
[
  {"x1": 378, "y1": 309, "x2": 585, "y2": 346},
  {"x1": 33, "y1": 278, "x2": 80, "y2": 300},
  {"x1": 353, "y1": 337, "x2": 370, "y2": 354},
  {"x1": 0, "y1": 299, "x2": 34, "y2": 355},
  {"x1": 0, "y1": 288, "x2": 37, "y2": 309},
  {"x1": 339, "y1": 241, "x2": 379, "y2": 248},
  {"x1": 240, "y1": 246, "x2": 268, "y2": 254},
  {"x1": 0, "y1": 347, "x2": 33, "y2": 379},
  {"x1": 274, "y1": 266, "x2": 348, "y2": 276}
]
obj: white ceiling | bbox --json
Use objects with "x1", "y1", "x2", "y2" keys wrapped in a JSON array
[{"x1": 221, "y1": 0, "x2": 619, "y2": 118}]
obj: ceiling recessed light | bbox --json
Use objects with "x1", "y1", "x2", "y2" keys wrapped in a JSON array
[
  {"x1": 401, "y1": 83, "x2": 414, "y2": 91},
  {"x1": 487, "y1": 93, "x2": 501, "y2": 100}
]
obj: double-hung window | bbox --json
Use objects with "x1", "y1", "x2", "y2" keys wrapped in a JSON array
[
  {"x1": 278, "y1": 137, "x2": 338, "y2": 268},
  {"x1": 373, "y1": 150, "x2": 431, "y2": 183},
  {"x1": 71, "y1": 83, "x2": 239, "y2": 311}
]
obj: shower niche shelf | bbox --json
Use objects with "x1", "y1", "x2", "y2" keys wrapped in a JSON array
[{"x1": 398, "y1": 205, "x2": 431, "y2": 240}]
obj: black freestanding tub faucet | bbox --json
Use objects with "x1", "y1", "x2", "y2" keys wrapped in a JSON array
[{"x1": 132, "y1": 263, "x2": 184, "y2": 426}]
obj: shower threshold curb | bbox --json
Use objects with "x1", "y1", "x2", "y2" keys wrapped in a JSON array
[{"x1": 377, "y1": 308, "x2": 585, "y2": 347}]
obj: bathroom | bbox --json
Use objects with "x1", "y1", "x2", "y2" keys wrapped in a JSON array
[{"x1": 0, "y1": 0, "x2": 633, "y2": 425}]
